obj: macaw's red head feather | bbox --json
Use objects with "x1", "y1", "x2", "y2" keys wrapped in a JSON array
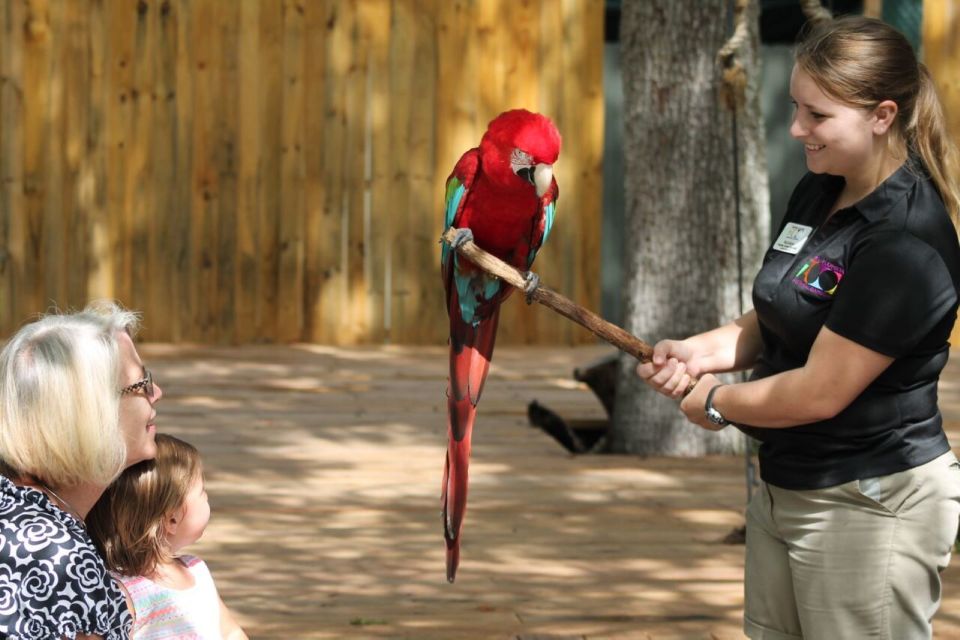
[
  {"x1": 478, "y1": 109, "x2": 561, "y2": 193},
  {"x1": 481, "y1": 109, "x2": 561, "y2": 164}
]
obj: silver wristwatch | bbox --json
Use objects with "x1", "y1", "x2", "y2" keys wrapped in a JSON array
[{"x1": 705, "y1": 384, "x2": 729, "y2": 426}]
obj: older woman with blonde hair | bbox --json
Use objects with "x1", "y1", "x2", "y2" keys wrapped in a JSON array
[{"x1": 0, "y1": 301, "x2": 162, "y2": 639}]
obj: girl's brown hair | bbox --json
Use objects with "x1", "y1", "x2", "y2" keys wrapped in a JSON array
[
  {"x1": 795, "y1": 16, "x2": 960, "y2": 222},
  {"x1": 87, "y1": 433, "x2": 201, "y2": 577}
]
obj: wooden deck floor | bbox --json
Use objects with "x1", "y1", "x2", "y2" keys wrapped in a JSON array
[{"x1": 139, "y1": 343, "x2": 960, "y2": 639}]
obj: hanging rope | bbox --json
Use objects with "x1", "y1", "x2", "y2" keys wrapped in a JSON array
[
  {"x1": 717, "y1": 0, "x2": 754, "y2": 510},
  {"x1": 715, "y1": 0, "x2": 753, "y2": 338},
  {"x1": 799, "y1": 0, "x2": 833, "y2": 25},
  {"x1": 717, "y1": 0, "x2": 750, "y2": 112}
]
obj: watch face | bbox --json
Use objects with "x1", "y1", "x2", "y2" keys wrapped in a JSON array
[{"x1": 706, "y1": 408, "x2": 726, "y2": 425}]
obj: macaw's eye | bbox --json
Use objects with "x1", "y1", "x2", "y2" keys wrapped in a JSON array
[{"x1": 510, "y1": 148, "x2": 533, "y2": 168}]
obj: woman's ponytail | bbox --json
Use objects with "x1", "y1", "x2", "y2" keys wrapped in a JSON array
[{"x1": 911, "y1": 63, "x2": 960, "y2": 223}]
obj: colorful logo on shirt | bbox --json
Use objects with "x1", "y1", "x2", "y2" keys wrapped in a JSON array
[{"x1": 793, "y1": 256, "x2": 844, "y2": 298}]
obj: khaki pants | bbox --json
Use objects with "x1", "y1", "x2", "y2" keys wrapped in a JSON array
[{"x1": 744, "y1": 451, "x2": 960, "y2": 640}]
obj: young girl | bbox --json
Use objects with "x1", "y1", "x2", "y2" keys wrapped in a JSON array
[{"x1": 87, "y1": 434, "x2": 249, "y2": 640}]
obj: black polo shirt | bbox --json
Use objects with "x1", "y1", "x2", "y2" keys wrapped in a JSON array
[{"x1": 742, "y1": 161, "x2": 960, "y2": 490}]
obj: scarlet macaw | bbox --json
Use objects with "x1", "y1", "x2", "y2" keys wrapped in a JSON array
[{"x1": 441, "y1": 109, "x2": 561, "y2": 582}]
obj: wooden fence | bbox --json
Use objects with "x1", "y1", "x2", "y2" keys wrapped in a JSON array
[{"x1": 0, "y1": 0, "x2": 604, "y2": 344}]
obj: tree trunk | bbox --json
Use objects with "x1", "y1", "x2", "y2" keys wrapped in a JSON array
[{"x1": 608, "y1": 0, "x2": 769, "y2": 455}]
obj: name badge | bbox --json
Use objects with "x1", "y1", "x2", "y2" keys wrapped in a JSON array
[{"x1": 772, "y1": 222, "x2": 813, "y2": 255}]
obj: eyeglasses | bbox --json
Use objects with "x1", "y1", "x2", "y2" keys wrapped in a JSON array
[{"x1": 120, "y1": 368, "x2": 154, "y2": 397}]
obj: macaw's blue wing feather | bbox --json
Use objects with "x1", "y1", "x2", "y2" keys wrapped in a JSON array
[
  {"x1": 542, "y1": 199, "x2": 557, "y2": 246},
  {"x1": 453, "y1": 260, "x2": 502, "y2": 326},
  {"x1": 526, "y1": 180, "x2": 560, "y2": 270}
]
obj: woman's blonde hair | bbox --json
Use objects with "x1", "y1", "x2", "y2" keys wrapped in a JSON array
[
  {"x1": 795, "y1": 16, "x2": 960, "y2": 222},
  {"x1": 0, "y1": 300, "x2": 141, "y2": 488},
  {"x1": 87, "y1": 434, "x2": 202, "y2": 577}
]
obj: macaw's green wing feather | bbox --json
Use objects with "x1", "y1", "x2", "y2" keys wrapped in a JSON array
[
  {"x1": 441, "y1": 178, "x2": 467, "y2": 271},
  {"x1": 445, "y1": 177, "x2": 466, "y2": 229}
]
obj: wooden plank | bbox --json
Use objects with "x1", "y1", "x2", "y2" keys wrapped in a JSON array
[
  {"x1": 409, "y1": 0, "x2": 441, "y2": 345},
  {"x1": 85, "y1": 0, "x2": 110, "y2": 306},
  {"x1": 359, "y1": 0, "x2": 391, "y2": 343},
  {"x1": 189, "y1": 0, "x2": 221, "y2": 342},
  {"x1": 503, "y1": 0, "x2": 539, "y2": 114},
  {"x1": 234, "y1": 0, "x2": 262, "y2": 343},
  {"x1": 301, "y1": 0, "x2": 328, "y2": 342},
  {"x1": 317, "y1": 0, "x2": 349, "y2": 344},
  {"x1": 0, "y1": 0, "x2": 26, "y2": 332},
  {"x1": 171, "y1": 0, "x2": 195, "y2": 342},
  {"x1": 434, "y1": 0, "x2": 478, "y2": 195},
  {"x1": 127, "y1": 0, "x2": 156, "y2": 322},
  {"x1": 256, "y1": 0, "x2": 283, "y2": 342},
  {"x1": 475, "y1": 0, "x2": 505, "y2": 126},
  {"x1": 21, "y1": 0, "x2": 52, "y2": 318},
  {"x1": 216, "y1": 2, "x2": 240, "y2": 344},
  {"x1": 568, "y1": 0, "x2": 604, "y2": 345},
  {"x1": 343, "y1": 0, "x2": 368, "y2": 344},
  {"x1": 151, "y1": 0, "x2": 179, "y2": 338},
  {"x1": 277, "y1": 0, "x2": 306, "y2": 342},
  {"x1": 386, "y1": 0, "x2": 415, "y2": 342},
  {"x1": 187, "y1": 0, "x2": 210, "y2": 340},
  {"x1": 104, "y1": 1, "x2": 135, "y2": 313},
  {"x1": 62, "y1": 0, "x2": 91, "y2": 311},
  {"x1": 43, "y1": 0, "x2": 66, "y2": 310}
]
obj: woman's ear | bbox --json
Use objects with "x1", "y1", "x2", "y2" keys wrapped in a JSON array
[{"x1": 873, "y1": 99, "x2": 899, "y2": 135}]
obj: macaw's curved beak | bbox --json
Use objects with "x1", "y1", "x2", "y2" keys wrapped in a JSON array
[{"x1": 533, "y1": 163, "x2": 553, "y2": 198}]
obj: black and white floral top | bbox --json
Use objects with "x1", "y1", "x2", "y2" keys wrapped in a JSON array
[{"x1": 0, "y1": 475, "x2": 132, "y2": 639}]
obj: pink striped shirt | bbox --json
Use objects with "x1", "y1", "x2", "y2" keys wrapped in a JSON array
[{"x1": 117, "y1": 555, "x2": 222, "y2": 640}]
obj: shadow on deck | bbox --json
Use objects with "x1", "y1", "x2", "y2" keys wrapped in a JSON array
[{"x1": 140, "y1": 343, "x2": 960, "y2": 640}]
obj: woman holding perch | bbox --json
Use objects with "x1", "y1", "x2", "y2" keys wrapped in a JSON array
[{"x1": 638, "y1": 17, "x2": 960, "y2": 639}]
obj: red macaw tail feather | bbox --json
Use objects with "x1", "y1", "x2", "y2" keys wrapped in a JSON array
[
  {"x1": 442, "y1": 395, "x2": 474, "y2": 583},
  {"x1": 441, "y1": 306, "x2": 500, "y2": 583},
  {"x1": 448, "y1": 306, "x2": 500, "y2": 413}
]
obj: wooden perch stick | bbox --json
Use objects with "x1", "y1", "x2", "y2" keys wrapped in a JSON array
[{"x1": 442, "y1": 227, "x2": 659, "y2": 363}]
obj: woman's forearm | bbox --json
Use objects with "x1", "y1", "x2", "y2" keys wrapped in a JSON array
[
  {"x1": 713, "y1": 368, "x2": 836, "y2": 428},
  {"x1": 709, "y1": 326, "x2": 894, "y2": 428},
  {"x1": 685, "y1": 310, "x2": 763, "y2": 374}
]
